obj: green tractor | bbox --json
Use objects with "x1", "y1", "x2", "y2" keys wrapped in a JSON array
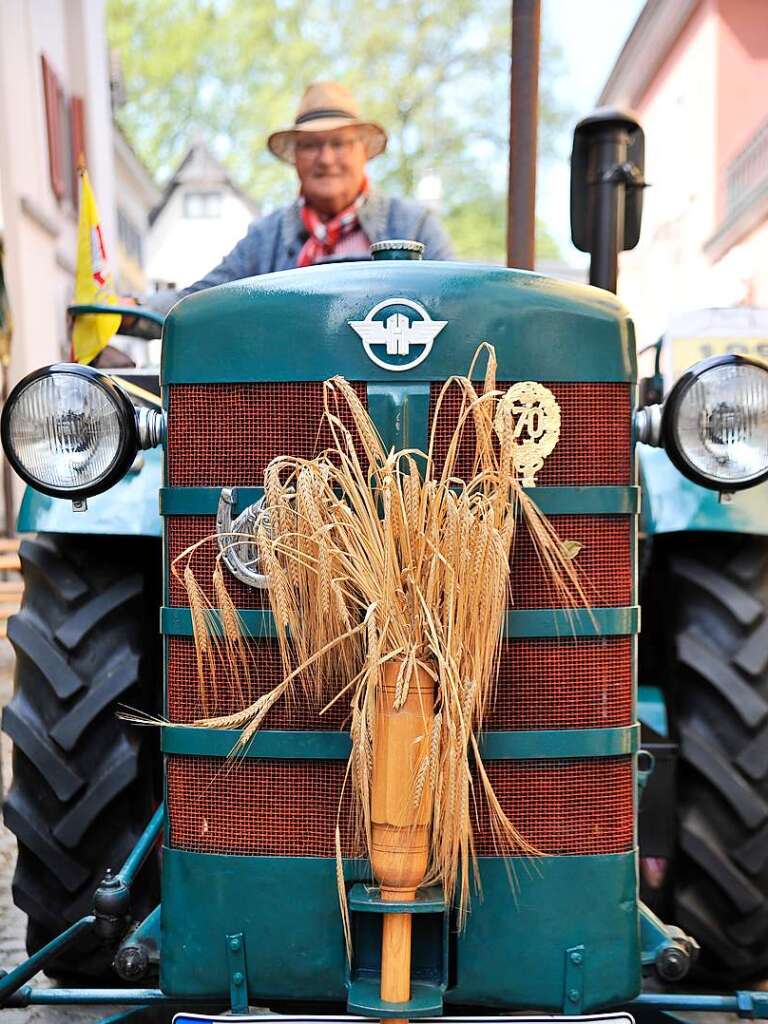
[{"x1": 1, "y1": 108, "x2": 768, "y2": 1024}]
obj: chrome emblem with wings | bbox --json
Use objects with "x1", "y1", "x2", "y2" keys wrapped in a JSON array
[{"x1": 348, "y1": 297, "x2": 447, "y2": 371}]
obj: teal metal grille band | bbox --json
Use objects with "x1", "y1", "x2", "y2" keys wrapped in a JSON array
[
  {"x1": 505, "y1": 606, "x2": 639, "y2": 637},
  {"x1": 161, "y1": 723, "x2": 639, "y2": 760},
  {"x1": 162, "y1": 727, "x2": 350, "y2": 759},
  {"x1": 366, "y1": 382, "x2": 431, "y2": 453},
  {"x1": 481, "y1": 723, "x2": 638, "y2": 758},
  {"x1": 161, "y1": 604, "x2": 639, "y2": 639},
  {"x1": 162, "y1": 606, "x2": 274, "y2": 636},
  {"x1": 160, "y1": 484, "x2": 640, "y2": 516}
]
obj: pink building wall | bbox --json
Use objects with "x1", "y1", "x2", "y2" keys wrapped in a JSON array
[
  {"x1": 607, "y1": 0, "x2": 768, "y2": 345},
  {"x1": 715, "y1": 0, "x2": 768, "y2": 222},
  {"x1": 616, "y1": 0, "x2": 720, "y2": 345}
]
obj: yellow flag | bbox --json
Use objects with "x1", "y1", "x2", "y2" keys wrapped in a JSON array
[{"x1": 71, "y1": 169, "x2": 122, "y2": 364}]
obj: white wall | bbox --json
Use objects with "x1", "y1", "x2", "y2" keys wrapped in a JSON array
[
  {"x1": 114, "y1": 130, "x2": 160, "y2": 294},
  {"x1": 710, "y1": 217, "x2": 768, "y2": 310}
]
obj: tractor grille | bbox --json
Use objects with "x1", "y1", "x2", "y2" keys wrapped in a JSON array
[
  {"x1": 167, "y1": 754, "x2": 633, "y2": 857},
  {"x1": 489, "y1": 636, "x2": 633, "y2": 730},
  {"x1": 167, "y1": 515, "x2": 270, "y2": 609},
  {"x1": 166, "y1": 635, "x2": 351, "y2": 729},
  {"x1": 167, "y1": 382, "x2": 368, "y2": 486},
  {"x1": 168, "y1": 381, "x2": 631, "y2": 487},
  {"x1": 167, "y1": 756, "x2": 357, "y2": 857},
  {"x1": 472, "y1": 757, "x2": 634, "y2": 855},
  {"x1": 165, "y1": 380, "x2": 634, "y2": 860},
  {"x1": 167, "y1": 634, "x2": 632, "y2": 731},
  {"x1": 166, "y1": 513, "x2": 632, "y2": 609},
  {"x1": 429, "y1": 381, "x2": 631, "y2": 486}
]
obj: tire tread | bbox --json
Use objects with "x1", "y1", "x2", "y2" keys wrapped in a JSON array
[
  {"x1": 669, "y1": 535, "x2": 768, "y2": 979},
  {"x1": 3, "y1": 533, "x2": 160, "y2": 979}
]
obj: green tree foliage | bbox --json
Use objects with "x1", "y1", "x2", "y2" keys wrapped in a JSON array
[
  {"x1": 107, "y1": 0, "x2": 568, "y2": 263},
  {"x1": 447, "y1": 196, "x2": 561, "y2": 265}
]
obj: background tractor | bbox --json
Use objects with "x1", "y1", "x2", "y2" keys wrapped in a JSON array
[
  {"x1": 571, "y1": 110, "x2": 768, "y2": 980},
  {"x1": 636, "y1": 305, "x2": 768, "y2": 979}
]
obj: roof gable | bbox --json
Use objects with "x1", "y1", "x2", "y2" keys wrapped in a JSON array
[{"x1": 150, "y1": 140, "x2": 259, "y2": 224}]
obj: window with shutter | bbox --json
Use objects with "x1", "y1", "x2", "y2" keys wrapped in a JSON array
[
  {"x1": 41, "y1": 53, "x2": 65, "y2": 201},
  {"x1": 57, "y1": 86, "x2": 74, "y2": 206}
]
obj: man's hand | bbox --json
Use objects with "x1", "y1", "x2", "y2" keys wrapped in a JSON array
[
  {"x1": 92, "y1": 344, "x2": 136, "y2": 369},
  {"x1": 118, "y1": 295, "x2": 140, "y2": 332}
]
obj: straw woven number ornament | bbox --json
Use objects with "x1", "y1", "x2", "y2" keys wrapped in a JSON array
[{"x1": 506, "y1": 381, "x2": 561, "y2": 486}]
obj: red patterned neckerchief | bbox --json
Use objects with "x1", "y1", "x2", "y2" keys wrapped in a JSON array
[{"x1": 297, "y1": 179, "x2": 369, "y2": 267}]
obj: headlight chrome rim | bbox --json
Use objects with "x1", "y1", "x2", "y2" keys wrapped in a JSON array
[
  {"x1": 0, "y1": 363, "x2": 140, "y2": 499},
  {"x1": 662, "y1": 353, "x2": 768, "y2": 492}
]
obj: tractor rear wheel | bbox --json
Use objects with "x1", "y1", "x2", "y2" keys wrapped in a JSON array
[
  {"x1": 3, "y1": 533, "x2": 161, "y2": 979},
  {"x1": 670, "y1": 534, "x2": 768, "y2": 980}
]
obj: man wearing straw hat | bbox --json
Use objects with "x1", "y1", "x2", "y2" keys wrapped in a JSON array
[{"x1": 134, "y1": 81, "x2": 453, "y2": 326}]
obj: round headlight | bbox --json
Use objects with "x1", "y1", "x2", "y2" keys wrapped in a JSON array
[
  {"x1": 662, "y1": 354, "x2": 768, "y2": 491},
  {"x1": 1, "y1": 364, "x2": 139, "y2": 499}
]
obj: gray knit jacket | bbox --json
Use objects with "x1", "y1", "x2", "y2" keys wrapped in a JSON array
[{"x1": 144, "y1": 191, "x2": 454, "y2": 320}]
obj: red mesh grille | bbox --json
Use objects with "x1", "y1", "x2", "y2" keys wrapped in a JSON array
[
  {"x1": 167, "y1": 756, "x2": 358, "y2": 857},
  {"x1": 167, "y1": 515, "x2": 269, "y2": 608},
  {"x1": 166, "y1": 754, "x2": 633, "y2": 857},
  {"x1": 167, "y1": 382, "x2": 368, "y2": 487},
  {"x1": 167, "y1": 513, "x2": 632, "y2": 609},
  {"x1": 169, "y1": 635, "x2": 632, "y2": 729},
  {"x1": 473, "y1": 757, "x2": 634, "y2": 855},
  {"x1": 510, "y1": 514, "x2": 632, "y2": 608},
  {"x1": 169, "y1": 381, "x2": 630, "y2": 487},
  {"x1": 166, "y1": 635, "x2": 350, "y2": 729},
  {"x1": 429, "y1": 382, "x2": 631, "y2": 486},
  {"x1": 486, "y1": 637, "x2": 633, "y2": 730}
]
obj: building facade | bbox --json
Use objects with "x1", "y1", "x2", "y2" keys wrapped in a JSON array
[
  {"x1": 599, "y1": 0, "x2": 768, "y2": 347},
  {"x1": 0, "y1": 0, "x2": 118, "y2": 379},
  {"x1": 0, "y1": 0, "x2": 161, "y2": 385},
  {"x1": 114, "y1": 123, "x2": 161, "y2": 296},
  {"x1": 146, "y1": 142, "x2": 259, "y2": 293}
]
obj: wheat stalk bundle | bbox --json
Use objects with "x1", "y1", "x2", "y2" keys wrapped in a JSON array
[{"x1": 183, "y1": 344, "x2": 587, "y2": 938}]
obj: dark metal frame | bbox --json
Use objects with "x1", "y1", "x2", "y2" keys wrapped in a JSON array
[{"x1": 570, "y1": 108, "x2": 646, "y2": 294}]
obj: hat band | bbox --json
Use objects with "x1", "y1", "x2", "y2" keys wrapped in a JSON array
[{"x1": 294, "y1": 108, "x2": 357, "y2": 126}]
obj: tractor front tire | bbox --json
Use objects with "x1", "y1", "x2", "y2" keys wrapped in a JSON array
[
  {"x1": 670, "y1": 535, "x2": 768, "y2": 980},
  {"x1": 3, "y1": 533, "x2": 161, "y2": 979}
]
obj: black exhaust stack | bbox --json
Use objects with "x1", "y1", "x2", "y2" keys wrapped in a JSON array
[{"x1": 570, "y1": 108, "x2": 646, "y2": 294}]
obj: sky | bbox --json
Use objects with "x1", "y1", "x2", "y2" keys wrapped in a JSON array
[{"x1": 538, "y1": 0, "x2": 647, "y2": 265}]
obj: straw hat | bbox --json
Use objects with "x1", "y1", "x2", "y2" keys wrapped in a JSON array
[{"x1": 267, "y1": 81, "x2": 387, "y2": 164}]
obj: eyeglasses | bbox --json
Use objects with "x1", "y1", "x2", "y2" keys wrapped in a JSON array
[{"x1": 294, "y1": 135, "x2": 361, "y2": 156}]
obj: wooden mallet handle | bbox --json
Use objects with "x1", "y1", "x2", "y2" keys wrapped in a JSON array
[{"x1": 371, "y1": 661, "x2": 435, "y2": 1024}]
